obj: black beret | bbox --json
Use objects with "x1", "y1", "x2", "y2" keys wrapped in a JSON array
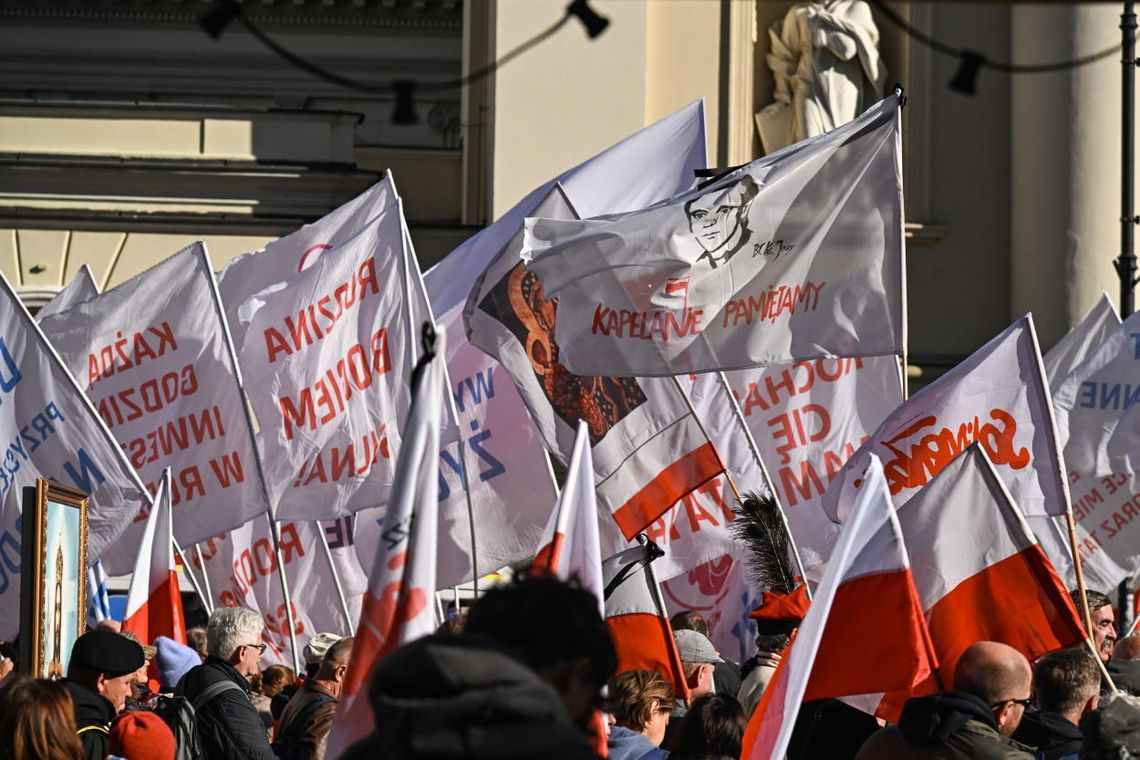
[{"x1": 68, "y1": 630, "x2": 145, "y2": 677}]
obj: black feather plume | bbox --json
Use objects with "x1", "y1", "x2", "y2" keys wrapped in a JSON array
[{"x1": 731, "y1": 491, "x2": 795, "y2": 595}]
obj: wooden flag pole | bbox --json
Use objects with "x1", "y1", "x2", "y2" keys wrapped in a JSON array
[{"x1": 1066, "y1": 511, "x2": 1119, "y2": 693}]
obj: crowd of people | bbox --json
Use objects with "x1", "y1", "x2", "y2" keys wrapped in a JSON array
[{"x1": 3, "y1": 576, "x2": 1140, "y2": 759}]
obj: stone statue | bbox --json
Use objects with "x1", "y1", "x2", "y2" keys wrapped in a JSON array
[{"x1": 756, "y1": 1, "x2": 887, "y2": 154}]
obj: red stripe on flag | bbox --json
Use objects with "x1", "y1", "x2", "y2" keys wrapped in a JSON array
[
  {"x1": 606, "y1": 612, "x2": 691, "y2": 702},
  {"x1": 803, "y1": 570, "x2": 937, "y2": 721},
  {"x1": 531, "y1": 533, "x2": 565, "y2": 576},
  {"x1": 741, "y1": 655, "x2": 790, "y2": 760},
  {"x1": 612, "y1": 442, "x2": 721, "y2": 540},
  {"x1": 929, "y1": 544, "x2": 1084, "y2": 689},
  {"x1": 878, "y1": 545, "x2": 1084, "y2": 715},
  {"x1": 122, "y1": 571, "x2": 186, "y2": 645}
]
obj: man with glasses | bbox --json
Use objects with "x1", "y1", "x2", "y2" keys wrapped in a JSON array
[
  {"x1": 178, "y1": 607, "x2": 277, "y2": 759},
  {"x1": 856, "y1": 641, "x2": 1035, "y2": 759}
]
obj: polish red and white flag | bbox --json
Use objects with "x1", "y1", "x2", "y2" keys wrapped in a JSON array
[
  {"x1": 602, "y1": 542, "x2": 691, "y2": 702},
  {"x1": 742, "y1": 455, "x2": 936, "y2": 759},
  {"x1": 122, "y1": 470, "x2": 186, "y2": 645},
  {"x1": 869, "y1": 444, "x2": 1085, "y2": 716},
  {"x1": 326, "y1": 326, "x2": 445, "y2": 757},
  {"x1": 532, "y1": 420, "x2": 604, "y2": 612}
]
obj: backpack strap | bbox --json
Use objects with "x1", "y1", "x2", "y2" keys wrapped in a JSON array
[{"x1": 190, "y1": 679, "x2": 245, "y2": 711}]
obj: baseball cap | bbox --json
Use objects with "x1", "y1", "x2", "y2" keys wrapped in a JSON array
[{"x1": 673, "y1": 629, "x2": 723, "y2": 664}]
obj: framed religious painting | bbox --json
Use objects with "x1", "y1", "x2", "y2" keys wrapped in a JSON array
[{"x1": 19, "y1": 479, "x2": 88, "y2": 679}]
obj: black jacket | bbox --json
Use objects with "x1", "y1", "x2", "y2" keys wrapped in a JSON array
[
  {"x1": 63, "y1": 679, "x2": 115, "y2": 760},
  {"x1": 1012, "y1": 709, "x2": 1081, "y2": 760},
  {"x1": 856, "y1": 691, "x2": 1035, "y2": 759},
  {"x1": 341, "y1": 634, "x2": 600, "y2": 760},
  {"x1": 1107, "y1": 659, "x2": 1140, "y2": 696},
  {"x1": 178, "y1": 656, "x2": 276, "y2": 760}
]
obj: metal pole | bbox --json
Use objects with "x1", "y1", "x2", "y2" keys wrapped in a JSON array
[
  {"x1": 173, "y1": 537, "x2": 212, "y2": 617},
  {"x1": 1122, "y1": 1, "x2": 1138, "y2": 319},
  {"x1": 314, "y1": 522, "x2": 355, "y2": 634},
  {"x1": 193, "y1": 545, "x2": 215, "y2": 615},
  {"x1": 1119, "y1": 1, "x2": 1138, "y2": 635}
]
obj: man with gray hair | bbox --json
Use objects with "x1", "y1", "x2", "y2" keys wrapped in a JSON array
[
  {"x1": 1014, "y1": 647, "x2": 1099, "y2": 759},
  {"x1": 178, "y1": 607, "x2": 277, "y2": 759}
]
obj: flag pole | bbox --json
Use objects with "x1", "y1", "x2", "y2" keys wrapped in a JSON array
[
  {"x1": 397, "y1": 201, "x2": 480, "y2": 596},
  {"x1": 199, "y1": 244, "x2": 301, "y2": 674},
  {"x1": 173, "y1": 537, "x2": 212, "y2": 617},
  {"x1": 714, "y1": 372, "x2": 812, "y2": 599},
  {"x1": 192, "y1": 544, "x2": 215, "y2": 615},
  {"x1": 314, "y1": 522, "x2": 355, "y2": 634}
]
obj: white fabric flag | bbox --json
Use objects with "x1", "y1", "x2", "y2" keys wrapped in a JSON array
[
  {"x1": 533, "y1": 420, "x2": 604, "y2": 613},
  {"x1": 420, "y1": 100, "x2": 707, "y2": 580},
  {"x1": 1044, "y1": 293, "x2": 1121, "y2": 395},
  {"x1": 327, "y1": 325, "x2": 444, "y2": 757},
  {"x1": 742, "y1": 455, "x2": 916, "y2": 759},
  {"x1": 37, "y1": 264, "x2": 99, "y2": 322},
  {"x1": 822, "y1": 315, "x2": 1071, "y2": 523},
  {"x1": 596, "y1": 371, "x2": 767, "y2": 580},
  {"x1": 219, "y1": 180, "x2": 396, "y2": 350},
  {"x1": 468, "y1": 186, "x2": 722, "y2": 540},
  {"x1": 521, "y1": 93, "x2": 905, "y2": 376},
  {"x1": 189, "y1": 515, "x2": 366, "y2": 666},
  {"x1": 38, "y1": 243, "x2": 265, "y2": 572},
  {"x1": 1033, "y1": 296, "x2": 1128, "y2": 591},
  {"x1": 1053, "y1": 309, "x2": 1140, "y2": 576},
  {"x1": 240, "y1": 202, "x2": 426, "y2": 520},
  {"x1": 0, "y1": 269, "x2": 152, "y2": 637}
]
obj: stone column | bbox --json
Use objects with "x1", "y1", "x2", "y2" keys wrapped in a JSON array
[{"x1": 1011, "y1": 5, "x2": 1127, "y2": 345}]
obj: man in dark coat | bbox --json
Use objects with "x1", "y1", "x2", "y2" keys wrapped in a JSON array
[
  {"x1": 62, "y1": 629, "x2": 145, "y2": 760},
  {"x1": 1014, "y1": 647, "x2": 1099, "y2": 760},
  {"x1": 856, "y1": 641, "x2": 1036, "y2": 759},
  {"x1": 177, "y1": 607, "x2": 276, "y2": 760},
  {"x1": 275, "y1": 635, "x2": 353, "y2": 760}
]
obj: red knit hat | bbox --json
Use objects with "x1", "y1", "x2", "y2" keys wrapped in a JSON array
[{"x1": 109, "y1": 711, "x2": 176, "y2": 760}]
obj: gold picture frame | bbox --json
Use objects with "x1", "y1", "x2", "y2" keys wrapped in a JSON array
[{"x1": 19, "y1": 479, "x2": 88, "y2": 679}]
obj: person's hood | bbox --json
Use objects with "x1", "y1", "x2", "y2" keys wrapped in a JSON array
[
  {"x1": 364, "y1": 634, "x2": 597, "y2": 760},
  {"x1": 897, "y1": 691, "x2": 998, "y2": 746},
  {"x1": 1013, "y1": 708, "x2": 1081, "y2": 755}
]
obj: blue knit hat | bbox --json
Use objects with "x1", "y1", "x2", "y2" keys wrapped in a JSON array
[{"x1": 154, "y1": 636, "x2": 200, "y2": 692}]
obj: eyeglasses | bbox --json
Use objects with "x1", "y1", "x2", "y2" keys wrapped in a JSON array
[
  {"x1": 990, "y1": 697, "x2": 1032, "y2": 710},
  {"x1": 245, "y1": 642, "x2": 267, "y2": 655}
]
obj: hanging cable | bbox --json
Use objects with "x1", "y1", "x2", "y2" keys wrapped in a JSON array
[{"x1": 868, "y1": 0, "x2": 1130, "y2": 94}]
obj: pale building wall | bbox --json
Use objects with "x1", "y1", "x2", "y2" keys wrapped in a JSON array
[
  {"x1": 489, "y1": 0, "x2": 648, "y2": 219},
  {"x1": 645, "y1": 0, "x2": 720, "y2": 164},
  {"x1": 1012, "y1": 4, "x2": 1130, "y2": 346}
]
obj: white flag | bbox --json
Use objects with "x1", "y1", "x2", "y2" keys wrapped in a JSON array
[
  {"x1": 38, "y1": 243, "x2": 266, "y2": 571},
  {"x1": 327, "y1": 325, "x2": 445, "y2": 757},
  {"x1": 189, "y1": 515, "x2": 366, "y2": 666},
  {"x1": 240, "y1": 202, "x2": 428, "y2": 520},
  {"x1": 0, "y1": 270, "x2": 150, "y2": 637},
  {"x1": 1053, "y1": 309, "x2": 1140, "y2": 576},
  {"x1": 219, "y1": 180, "x2": 396, "y2": 350},
  {"x1": 822, "y1": 315, "x2": 1071, "y2": 523},
  {"x1": 468, "y1": 186, "x2": 722, "y2": 540},
  {"x1": 1043, "y1": 292, "x2": 1121, "y2": 395},
  {"x1": 37, "y1": 264, "x2": 99, "y2": 322},
  {"x1": 422, "y1": 100, "x2": 707, "y2": 580},
  {"x1": 533, "y1": 420, "x2": 604, "y2": 613},
  {"x1": 521, "y1": 93, "x2": 905, "y2": 376}
]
